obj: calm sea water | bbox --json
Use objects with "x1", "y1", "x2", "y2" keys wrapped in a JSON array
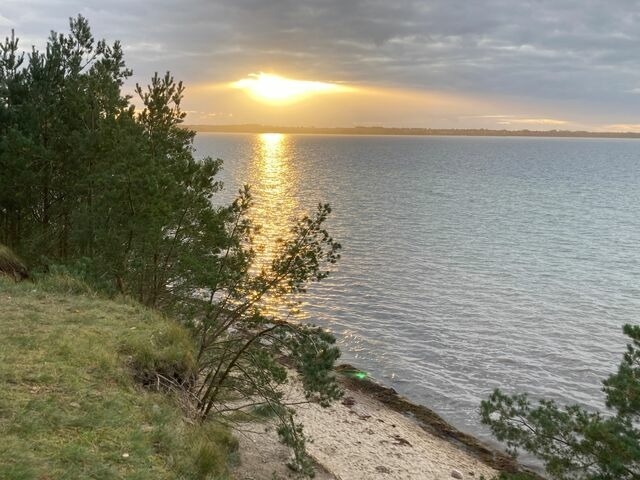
[{"x1": 194, "y1": 132, "x2": 640, "y2": 442}]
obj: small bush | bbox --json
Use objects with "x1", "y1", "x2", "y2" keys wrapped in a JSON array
[
  {"x1": 37, "y1": 271, "x2": 95, "y2": 296},
  {"x1": 176, "y1": 422, "x2": 239, "y2": 479},
  {"x1": 251, "y1": 403, "x2": 287, "y2": 419},
  {"x1": 0, "y1": 244, "x2": 29, "y2": 281},
  {"x1": 122, "y1": 321, "x2": 197, "y2": 387}
]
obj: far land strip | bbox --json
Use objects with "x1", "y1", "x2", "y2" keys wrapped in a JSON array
[{"x1": 186, "y1": 124, "x2": 640, "y2": 139}]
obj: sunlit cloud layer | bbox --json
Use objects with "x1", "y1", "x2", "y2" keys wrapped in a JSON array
[
  {"x1": 504, "y1": 118, "x2": 569, "y2": 126},
  {"x1": 2, "y1": 0, "x2": 640, "y2": 129},
  {"x1": 603, "y1": 123, "x2": 640, "y2": 132},
  {"x1": 230, "y1": 73, "x2": 353, "y2": 104}
]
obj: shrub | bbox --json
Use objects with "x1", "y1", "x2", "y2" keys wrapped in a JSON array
[
  {"x1": 36, "y1": 271, "x2": 95, "y2": 296},
  {"x1": 121, "y1": 321, "x2": 197, "y2": 388},
  {"x1": 0, "y1": 243, "x2": 28, "y2": 280}
]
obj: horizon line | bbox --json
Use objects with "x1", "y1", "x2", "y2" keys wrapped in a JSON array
[{"x1": 183, "y1": 124, "x2": 640, "y2": 139}]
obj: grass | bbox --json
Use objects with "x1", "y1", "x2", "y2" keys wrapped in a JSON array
[
  {"x1": 0, "y1": 244, "x2": 29, "y2": 280},
  {"x1": 0, "y1": 275, "x2": 237, "y2": 479}
]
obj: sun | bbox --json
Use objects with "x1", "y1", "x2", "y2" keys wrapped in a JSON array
[{"x1": 231, "y1": 72, "x2": 351, "y2": 104}]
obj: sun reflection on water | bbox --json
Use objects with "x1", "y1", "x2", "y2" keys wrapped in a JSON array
[
  {"x1": 249, "y1": 133, "x2": 303, "y2": 316},
  {"x1": 250, "y1": 133, "x2": 298, "y2": 263}
]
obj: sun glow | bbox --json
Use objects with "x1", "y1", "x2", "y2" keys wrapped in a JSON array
[{"x1": 231, "y1": 72, "x2": 351, "y2": 104}]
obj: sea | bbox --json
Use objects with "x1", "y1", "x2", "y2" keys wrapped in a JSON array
[{"x1": 193, "y1": 132, "x2": 640, "y2": 444}]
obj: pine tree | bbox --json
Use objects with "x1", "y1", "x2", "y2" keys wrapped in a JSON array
[
  {"x1": 481, "y1": 324, "x2": 640, "y2": 480},
  {"x1": 0, "y1": 17, "x2": 343, "y2": 475}
]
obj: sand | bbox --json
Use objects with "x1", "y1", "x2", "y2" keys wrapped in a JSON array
[{"x1": 231, "y1": 372, "x2": 499, "y2": 480}]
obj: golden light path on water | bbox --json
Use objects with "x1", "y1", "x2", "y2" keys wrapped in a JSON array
[{"x1": 247, "y1": 133, "x2": 304, "y2": 317}]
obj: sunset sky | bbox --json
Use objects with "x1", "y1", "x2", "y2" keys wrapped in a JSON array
[{"x1": 3, "y1": 0, "x2": 640, "y2": 130}]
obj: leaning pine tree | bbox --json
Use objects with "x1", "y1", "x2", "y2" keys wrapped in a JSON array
[
  {"x1": 0, "y1": 16, "x2": 343, "y2": 475},
  {"x1": 481, "y1": 324, "x2": 640, "y2": 480}
]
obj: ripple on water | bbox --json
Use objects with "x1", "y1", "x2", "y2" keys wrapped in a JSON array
[{"x1": 196, "y1": 133, "x2": 640, "y2": 442}]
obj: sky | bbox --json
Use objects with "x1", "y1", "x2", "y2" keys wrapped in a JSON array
[{"x1": 3, "y1": 0, "x2": 640, "y2": 130}]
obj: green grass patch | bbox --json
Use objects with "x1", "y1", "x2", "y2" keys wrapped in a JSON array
[
  {"x1": 0, "y1": 244, "x2": 29, "y2": 281},
  {"x1": 0, "y1": 276, "x2": 237, "y2": 479}
]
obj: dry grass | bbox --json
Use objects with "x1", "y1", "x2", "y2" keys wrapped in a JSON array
[{"x1": 0, "y1": 244, "x2": 29, "y2": 281}]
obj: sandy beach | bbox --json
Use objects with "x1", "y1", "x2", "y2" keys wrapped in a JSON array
[{"x1": 231, "y1": 367, "x2": 519, "y2": 480}]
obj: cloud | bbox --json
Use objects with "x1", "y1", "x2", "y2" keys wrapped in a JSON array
[
  {"x1": 508, "y1": 118, "x2": 569, "y2": 126},
  {"x1": 0, "y1": 14, "x2": 13, "y2": 27},
  {"x1": 3, "y1": 0, "x2": 640, "y2": 126},
  {"x1": 603, "y1": 123, "x2": 640, "y2": 132},
  {"x1": 123, "y1": 42, "x2": 165, "y2": 54}
]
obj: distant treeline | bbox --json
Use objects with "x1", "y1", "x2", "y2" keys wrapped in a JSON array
[{"x1": 186, "y1": 124, "x2": 640, "y2": 139}]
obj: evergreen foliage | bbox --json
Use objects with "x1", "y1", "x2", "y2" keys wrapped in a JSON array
[
  {"x1": 0, "y1": 16, "x2": 342, "y2": 475},
  {"x1": 481, "y1": 324, "x2": 640, "y2": 480}
]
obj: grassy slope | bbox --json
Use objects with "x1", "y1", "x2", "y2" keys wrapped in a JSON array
[{"x1": 0, "y1": 275, "x2": 236, "y2": 480}]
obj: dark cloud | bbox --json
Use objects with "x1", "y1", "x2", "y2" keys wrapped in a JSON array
[{"x1": 3, "y1": 0, "x2": 640, "y2": 122}]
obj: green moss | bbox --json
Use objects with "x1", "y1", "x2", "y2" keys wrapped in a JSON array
[{"x1": 0, "y1": 276, "x2": 235, "y2": 479}]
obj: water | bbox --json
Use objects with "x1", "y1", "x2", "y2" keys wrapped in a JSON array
[{"x1": 193, "y1": 132, "x2": 640, "y2": 443}]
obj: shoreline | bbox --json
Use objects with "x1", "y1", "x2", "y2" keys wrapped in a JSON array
[
  {"x1": 333, "y1": 364, "x2": 543, "y2": 478},
  {"x1": 232, "y1": 362, "x2": 544, "y2": 480}
]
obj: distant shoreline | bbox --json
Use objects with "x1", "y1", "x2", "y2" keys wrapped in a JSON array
[{"x1": 185, "y1": 124, "x2": 640, "y2": 139}]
